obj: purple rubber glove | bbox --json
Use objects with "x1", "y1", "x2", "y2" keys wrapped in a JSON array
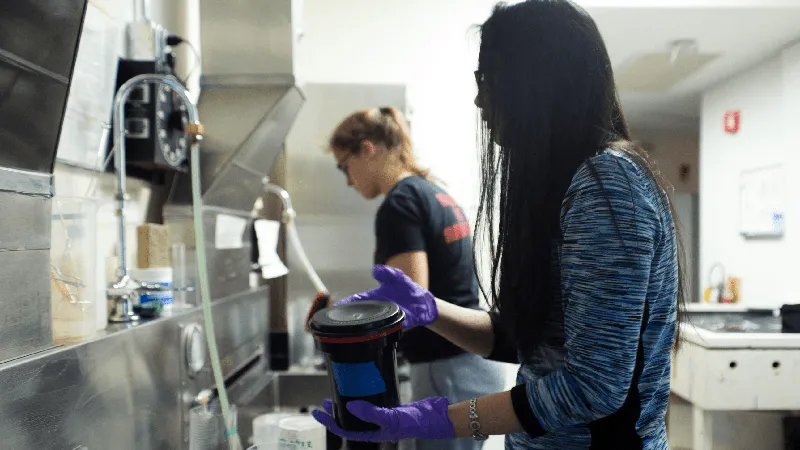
[
  {"x1": 335, "y1": 265, "x2": 438, "y2": 328},
  {"x1": 312, "y1": 397, "x2": 456, "y2": 443}
]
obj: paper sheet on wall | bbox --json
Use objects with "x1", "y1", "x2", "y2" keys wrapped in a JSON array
[
  {"x1": 215, "y1": 214, "x2": 248, "y2": 249},
  {"x1": 739, "y1": 165, "x2": 786, "y2": 238},
  {"x1": 254, "y1": 219, "x2": 289, "y2": 279},
  {"x1": 56, "y1": 3, "x2": 119, "y2": 169}
]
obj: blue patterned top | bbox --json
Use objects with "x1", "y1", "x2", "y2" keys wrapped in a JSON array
[{"x1": 504, "y1": 150, "x2": 677, "y2": 449}]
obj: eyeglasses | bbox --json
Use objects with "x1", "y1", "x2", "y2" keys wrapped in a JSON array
[{"x1": 336, "y1": 153, "x2": 352, "y2": 176}]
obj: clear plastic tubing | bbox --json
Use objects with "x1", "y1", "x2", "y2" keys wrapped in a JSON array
[
  {"x1": 286, "y1": 220, "x2": 327, "y2": 294},
  {"x1": 190, "y1": 143, "x2": 242, "y2": 450}
]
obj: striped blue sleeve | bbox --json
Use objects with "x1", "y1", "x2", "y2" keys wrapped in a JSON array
[{"x1": 514, "y1": 154, "x2": 659, "y2": 435}]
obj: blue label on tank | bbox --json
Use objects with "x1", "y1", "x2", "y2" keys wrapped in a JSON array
[{"x1": 331, "y1": 362, "x2": 387, "y2": 397}]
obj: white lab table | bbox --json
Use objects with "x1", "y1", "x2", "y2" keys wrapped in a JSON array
[{"x1": 669, "y1": 305, "x2": 800, "y2": 449}]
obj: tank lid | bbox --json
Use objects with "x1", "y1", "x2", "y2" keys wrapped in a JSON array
[{"x1": 309, "y1": 301, "x2": 404, "y2": 341}]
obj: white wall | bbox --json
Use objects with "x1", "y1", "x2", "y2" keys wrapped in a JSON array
[
  {"x1": 297, "y1": 0, "x2": 729, "y2": 215},
  {"x1": 297, "y1": 0, "x2": 797, "y2": 214},
  {"x1": 700, "y1": 43, "x2": 800, "y2": 308},
  {"x1": 635, "y1": 132, "x2": 701, "y2": 194},
  {"x1": 297, "y1": 0, "x2": 492, "y2": 213},
  {"x1": 625, "y1": 131, "x2": 701, "y2": 300}
]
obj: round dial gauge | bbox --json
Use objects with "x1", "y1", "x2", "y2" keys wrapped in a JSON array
[{"x1": 155, "y1": 84, "x2": 189, "y2": 168}]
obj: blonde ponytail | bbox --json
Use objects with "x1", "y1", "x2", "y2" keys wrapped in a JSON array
[{"x1": 329, "y1": 106, "x2": 435, "y2": 182}]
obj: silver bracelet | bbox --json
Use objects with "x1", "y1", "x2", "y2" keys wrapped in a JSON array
[{"x1": 469, "y1": 398, "x2": 489, "y2": 441}]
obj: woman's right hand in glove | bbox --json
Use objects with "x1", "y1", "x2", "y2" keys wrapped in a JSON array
[{"x1": 335, "y1": 265, "x2": 438, "y2": 328}]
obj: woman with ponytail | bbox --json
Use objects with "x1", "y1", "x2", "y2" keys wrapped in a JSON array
[{"x1": 327, "y1": 106, "x2": 504, "y2": 450}]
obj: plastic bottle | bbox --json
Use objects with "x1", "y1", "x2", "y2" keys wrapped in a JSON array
[{"x1": 130, "y1": 267, "x2": 174, "y2": 310}]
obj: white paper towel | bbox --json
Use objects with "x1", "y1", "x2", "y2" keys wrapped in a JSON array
[
  {"x1": 278, "y1": 415, "x2": 325, "y2": 449},
  {"x1": 254, "y1": 219, "x2": 289, "y2": 279}
]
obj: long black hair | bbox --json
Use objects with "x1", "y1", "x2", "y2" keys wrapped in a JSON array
[{"x1": 473, "y1": 0, "x2": 686, "y2": 361}]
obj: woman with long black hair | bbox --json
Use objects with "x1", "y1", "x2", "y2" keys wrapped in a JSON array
[{"x1": 313, "y1": 1, "x2": 685, "y2": 448}]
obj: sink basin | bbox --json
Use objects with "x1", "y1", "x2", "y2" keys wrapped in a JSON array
[
  {"x1": 236, "y1": 371, "x2": 331, "y2": 445},
  {"x1": 688, "y1": 311, "x2": 783, "y2": 334},
  {"x1": 273, "y1": 371, "x2": 332, "y2": 408}
]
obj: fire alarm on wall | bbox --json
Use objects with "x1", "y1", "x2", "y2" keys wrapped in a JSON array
[{"x1": 724, "y1": 110, "x2": 740, "y2": 134}]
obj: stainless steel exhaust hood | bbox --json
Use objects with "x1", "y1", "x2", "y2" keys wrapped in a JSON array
[
  {"x1": 164, "y1": 0, "x2": 304, "y2": 300},
  {"x1": 174, "y1": 0, "x2": 304, "y2": 212},
  {"x1": 196, "y1": 81, "x2": 303, "y2": 211}
]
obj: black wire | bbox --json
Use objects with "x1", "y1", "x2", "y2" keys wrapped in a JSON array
[
  {"x1": 166, "y1": 35, "x2": 200, "y2": 85},
  {"x1": 166, "y1": 35, "x2": 184, "y2": 46},
  {"x1": 181, "y1": 40, "x2": 201, "y2": 85}
]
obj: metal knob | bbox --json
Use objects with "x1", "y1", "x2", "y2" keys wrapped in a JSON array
[
  {"x1": 183, "y1": 323, "x2": 206, "y2": 376},
  {"x1": 108, "y1": 292, "x2": 139, "y2": 323}
]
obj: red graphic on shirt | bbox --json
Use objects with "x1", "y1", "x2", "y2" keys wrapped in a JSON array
[
  {"x1": 436, "y1": 193, "x2": 458, "y2": 208},
  {"x1": 443, "y1": 222, "x2": 470, "y2": 244},
  {"x1": 436, "y1": 193, "x2": 470, "y2": 244}
]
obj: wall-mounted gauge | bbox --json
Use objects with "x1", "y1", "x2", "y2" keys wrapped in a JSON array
[
  {"x1": 183, "y1": 323, "x2": 206, "y2": 376},
  {"x1": 108, "y1": 40, "x2": 191, "y2": 179},
  {"x1": 155, "y1": 84, "x2": 190, "y2": 169}
]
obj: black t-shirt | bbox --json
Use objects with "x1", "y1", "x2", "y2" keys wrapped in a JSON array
[{"x1": 374, "y1": 176, "x2": 480, "y2": 363}]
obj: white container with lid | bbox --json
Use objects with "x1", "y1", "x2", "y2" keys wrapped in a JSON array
[
  {"x1": 130, "y1": 267, "x2": 174, "y2": 309},
  {"x1": 252, "y1": 412, "x2": 293, "y2": 449},
  {"x1": 278, "y1": 415, "x2": 325, "y2": 449}
]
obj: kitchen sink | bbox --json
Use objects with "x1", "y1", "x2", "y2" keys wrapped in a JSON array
[
  {"x1": 688, "y1": 311, "x2": 783, "y2": 334},
  {"x1": 236, "y1": 370, "x2": 331, "y2": 445}
]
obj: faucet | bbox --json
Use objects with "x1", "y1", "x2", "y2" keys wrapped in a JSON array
[
  {"x1": 251, "y1": 180, "x2": 296, "y2": 271},
  {"x1": 107, "y1": 74, "x2": 203, "y2": 323},
  {"x1": 707, "y1": 262, "x2": 726, "y2": 302},
  {"x1": 261, "y1": 179, "x2": 296, "y2": 223},
  {"x1": 255, "y1": 179, "x2": 328, "y2": 294}
]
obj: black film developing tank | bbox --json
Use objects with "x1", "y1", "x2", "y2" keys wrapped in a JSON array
[{"x1": 309, "y1": 301, "x2": 405, "y2": 432}]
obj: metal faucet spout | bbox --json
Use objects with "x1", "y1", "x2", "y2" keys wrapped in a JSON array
[
  {"x1": 262, "y1": 180, "x2": 296, "y2": 223},
  {"x1": 108, "y1": 74, "x2": 202, "y2": 323}
]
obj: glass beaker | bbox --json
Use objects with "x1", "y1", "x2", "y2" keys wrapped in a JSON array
[
  {"x1": 50, "y1": 196, "x2": 98, "y2": 343},
  {"x1": 189, "y1": 402, "x2": 238, "y2": 450},
  {"x1": 171, "y1": 243, "x2": 191, "y2": 309}
]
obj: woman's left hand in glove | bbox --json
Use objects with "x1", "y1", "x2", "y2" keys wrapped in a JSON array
[{"x1": 312, "y1": 397, "x2": 456, "y2": 443}]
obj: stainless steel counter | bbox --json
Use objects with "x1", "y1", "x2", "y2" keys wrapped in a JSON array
[
  {"x1": 0, "y1": 168, "x2": 55, "y2": 363},
  {"x1": 688, "y1": 310, "x2": 783, "y2": 334},
  {"x1": 682, "y1": 309, "x2": 800, "y2": 349},
  {"x1": 0, "y1": 288, "x2": 270, "y2": 450}
]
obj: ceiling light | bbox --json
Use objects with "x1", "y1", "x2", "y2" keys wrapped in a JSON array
[
  {"x1": 616, "y1": 39, "x2": 719, "y2": 93},
  {"x1": 669, "y1": 39, "x2": 699, "y2": 66}
]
